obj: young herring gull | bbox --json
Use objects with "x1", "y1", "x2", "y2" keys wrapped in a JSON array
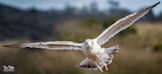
[{"x1": 2, "y1": 2, "x2": 160, "y2": 72}]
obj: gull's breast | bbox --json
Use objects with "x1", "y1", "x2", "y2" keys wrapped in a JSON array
[{"x1": 84, "y1": 48, "x2": 103, "y2": 60}]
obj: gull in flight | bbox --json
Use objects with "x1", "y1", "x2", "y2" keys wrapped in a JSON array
[{"x1": 2, "y1": 2, "x2": 160, "y2": 72}]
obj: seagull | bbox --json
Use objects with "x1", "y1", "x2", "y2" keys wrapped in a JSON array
[{"x1": 2, "y1": 2, "x2": 160, "y2": 72}]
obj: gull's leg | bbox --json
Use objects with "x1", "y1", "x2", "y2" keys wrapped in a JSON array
[
  {"x1": 104, "y1": 65, "x2": 108, "y2": 71},
  {"x1": 95, "y1": 62, "x2": 103, "y2": 72}
]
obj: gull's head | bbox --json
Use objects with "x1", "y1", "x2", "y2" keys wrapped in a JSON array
[{"x1": 82, "y1": 39, "x2": 93, "y2": 49}]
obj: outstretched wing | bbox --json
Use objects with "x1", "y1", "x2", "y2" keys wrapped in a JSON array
[
  {"x1": 95, "y1": 2, "x2": 160, "y2": 46},
  {"x1": 2, "y1": 41, "x2": 82, "y2": 51}
]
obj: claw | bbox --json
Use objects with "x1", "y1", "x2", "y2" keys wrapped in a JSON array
[{"x1": 95, "y1": 62, "x2": 103, "y2": 72}]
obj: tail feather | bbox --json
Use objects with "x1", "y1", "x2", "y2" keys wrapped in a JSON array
[
  {"x1": 105, "y1": 45, "x2": 119, "y2": 54},
  {"x1": 77, "y1": 58, "x2": 98, "y2": 70}
]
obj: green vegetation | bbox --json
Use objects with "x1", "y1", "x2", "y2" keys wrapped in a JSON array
[
  {"x1": 1, "y1": 22, "x2": 162, "y2": 74},
  {"x1": 153, "y1": 43, "x2": 162, "y2": 52},
  {"x1": 81, "y1": 17, "x2": 102, "y2": 28},
  {"x1": 103, "y1": 17, "x2": 119, "y2": 29}
]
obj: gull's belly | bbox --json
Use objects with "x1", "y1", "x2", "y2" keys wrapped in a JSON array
[
  {"x1": 86, "y1": 51, "x2": 97, "y2": 60},
  {"x1": 83, "y1": 48, "x2": 104, "y2": 60}
]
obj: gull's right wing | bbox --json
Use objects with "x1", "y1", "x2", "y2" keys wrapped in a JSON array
[
  {"x1": 95, "y1": 2, "x2": 160, "y2": 46},
  {"x1": 2, "y1": 41, "x2": 83, "y2": 51}
]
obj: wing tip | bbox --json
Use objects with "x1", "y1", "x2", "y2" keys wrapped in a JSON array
[
  {"x1": 2, "y1": 44, "x2": 21, "y2": 48},
  {"x1": 152, "y1": 2, "x2": 160, "y2": 7},
  {"x1": 148, "y1": 2, "x2": 160, "y2": 10}
]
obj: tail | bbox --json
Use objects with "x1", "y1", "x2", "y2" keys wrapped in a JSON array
[
  {"x1": 105, "y1": 45, "x2": 119, "y2": 54},
  {"x1": 77, "y1": 58, "x2": 98, "y2": 70}
]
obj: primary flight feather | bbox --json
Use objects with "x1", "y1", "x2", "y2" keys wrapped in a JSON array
[{"x1": 2, "y1": 2, "x2": 160, "y2": 72}]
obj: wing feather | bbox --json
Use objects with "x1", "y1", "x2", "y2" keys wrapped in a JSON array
[
  {"x1": 95, "y1": 2, "x2": 160, "y2": 46},
  {"x1": 2, "y1": 41, "x2": 82, "y2": 51}
]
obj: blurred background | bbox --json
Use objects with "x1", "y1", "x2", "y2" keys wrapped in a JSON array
[{"x1": 0, "y1": 0, "x2": 162, "y2": 74}]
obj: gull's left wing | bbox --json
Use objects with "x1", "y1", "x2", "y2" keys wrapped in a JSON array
[
  {"x1": 2, "y1": 41, "x2": 82, "y2": 51},
  {"x1": 95, "y1": 2, "x2": 160, "y2": 46}
]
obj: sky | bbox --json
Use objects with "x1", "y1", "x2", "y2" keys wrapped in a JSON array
[{"x1": 0, "y1": 0, "x2": 161, "y2": 15}]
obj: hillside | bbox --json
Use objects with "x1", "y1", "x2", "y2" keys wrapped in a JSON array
[{"x1": 0, "y1": 3, "x2": 161, "y2": 42}]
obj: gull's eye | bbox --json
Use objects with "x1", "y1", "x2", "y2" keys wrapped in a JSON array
[{"x1": 85, "y1": 42, "x2": 88, "y2": 44}]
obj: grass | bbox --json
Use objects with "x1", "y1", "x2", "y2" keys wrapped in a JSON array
[
  {"x1": 0, "y1": 21, "x2": 162, "y2": 74},
  {"x1": 153, "y1": 43, "x2": 162, "y2": 52}
]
